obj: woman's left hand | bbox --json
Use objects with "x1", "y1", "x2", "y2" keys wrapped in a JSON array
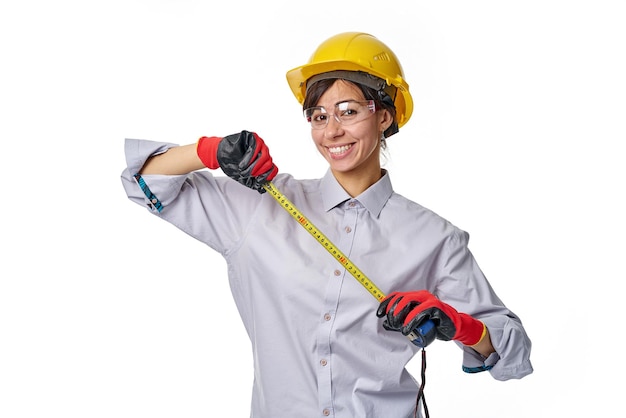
[{"x1": 376, "y1": 290, "x2": 486, "y2": 346}]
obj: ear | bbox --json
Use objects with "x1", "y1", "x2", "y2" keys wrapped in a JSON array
[{"x1": 379, "y1": 109, "x2": 394, "y2": 132}]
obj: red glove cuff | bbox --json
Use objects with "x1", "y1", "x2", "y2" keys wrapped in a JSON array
[
  {"x1": 196, "y1": 136, "x2": 222, "y2": 169},
  {"x1": 456, "y1": 314, "x2": 486, "y2": 346}
]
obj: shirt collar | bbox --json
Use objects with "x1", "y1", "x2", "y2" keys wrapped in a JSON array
[{"x1": 320, "y1": 169, "x2": 393, "y2": 218}]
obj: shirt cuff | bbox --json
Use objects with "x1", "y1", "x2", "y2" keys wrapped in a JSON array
[{"x1": 462, "y1": 351, "x2": 499, "y2": 373}]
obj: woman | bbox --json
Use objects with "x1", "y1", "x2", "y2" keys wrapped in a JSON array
[{"x1": 121, "y1": 32, "x2": 533, "y2": 417}]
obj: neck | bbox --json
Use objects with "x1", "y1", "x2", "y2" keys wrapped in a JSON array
[{"x1": 332, "y1": 167, "x2": 384, "y2": 197}]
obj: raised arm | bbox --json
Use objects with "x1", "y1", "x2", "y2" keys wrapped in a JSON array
[
  {"x1": 140, "y1": 131, "x2": 278, "y2": 193},
  {"x1": 140, "y1": 143, "x2": 204, "y2": 175}
]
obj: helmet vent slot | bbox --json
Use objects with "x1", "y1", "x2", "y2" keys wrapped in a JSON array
[{"x1": 373, "y1": 52, "x2": 390, "y2": 62}]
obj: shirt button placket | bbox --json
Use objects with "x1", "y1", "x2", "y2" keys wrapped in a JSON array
[
  {"x1": 318, "y1": 311, "x2": 333, "y2": 416},
  {"x1": 317, "y1": 199, "x2": 358, "y2": 418}
]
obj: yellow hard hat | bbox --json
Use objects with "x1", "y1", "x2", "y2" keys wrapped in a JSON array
[{"x1": 286, "y1": 32, "x2": 413, "y2": 128}]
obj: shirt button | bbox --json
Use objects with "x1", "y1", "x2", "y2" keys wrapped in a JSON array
[
  {"x1": 324, "y1": 313, "x2": 331, "y2": 321},
  {"x1": 348, "y1": 201, "x2": 356, "y2": 207},
  {"x1": 344, "y1": 226, "x2": 352, "y2": 233},
  {"x1": 323, "y1": 409, "x2": 331, "y2": 416},
  {"x1": 334, "y1": 270, "x2": 341, "y2": 276},
  {"x1": 320, "y1": 359, "x2": 327, "y2": 366}
]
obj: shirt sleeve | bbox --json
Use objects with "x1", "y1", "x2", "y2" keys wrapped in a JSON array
[
  {"x1": 120, "y1": 138, "x2": 265, "y2": 254},
  {"x1": 121, "y1": 138, "x2": 179, "y2": 212},
  {"x1": 435, "y1": 228, "x2": 534, "y2": 381},
  {"x1": 460, "y1": 315, "x2": 533, "y2": 381}
]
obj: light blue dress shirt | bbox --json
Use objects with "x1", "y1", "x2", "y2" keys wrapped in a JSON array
[{"x1": 121, "y1": 138, "x2": 533, "y2": 418}]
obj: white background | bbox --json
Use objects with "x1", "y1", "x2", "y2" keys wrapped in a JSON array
[{"x1": 1, "y1": 1, "x2": 624, "y2": 417}]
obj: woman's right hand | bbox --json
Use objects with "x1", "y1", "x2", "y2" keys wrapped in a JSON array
[{"x1": 197, "y1": 130, "x2": 278, "y2": 193}]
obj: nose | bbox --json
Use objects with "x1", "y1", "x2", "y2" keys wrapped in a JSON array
[{"x1": 324, "y1": 114, "x2": 343, "y2": 138}]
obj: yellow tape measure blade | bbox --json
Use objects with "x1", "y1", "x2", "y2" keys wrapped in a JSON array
[{"x1": 263, "y1": 181, "x2": 386, "y2": 301}]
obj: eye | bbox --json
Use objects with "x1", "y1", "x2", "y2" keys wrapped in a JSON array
[
  {"x1": 312, "y1": 113, "x2": 328, "y2": 123},
  {"x1": 337, "y1": 102, "x2": 360, "y2": 119},
  {"x1": 304, "y1": 107, "x2": 327, "y2": 124}
]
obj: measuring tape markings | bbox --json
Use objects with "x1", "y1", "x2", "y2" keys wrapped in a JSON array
[{"x1": 263, "y1": 181, "x2": 386, "y2": 302}]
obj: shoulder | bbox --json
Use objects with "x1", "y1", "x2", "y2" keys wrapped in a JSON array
[
  {"x1": 269, "y1": 173, "x2": 323, "y2": 195},
  {"x1": 385, "y1": 191, "x2": 468, "y2": 241}
]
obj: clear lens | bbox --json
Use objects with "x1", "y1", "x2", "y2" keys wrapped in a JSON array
[{"x1": 304, "y1": 100, "x2": 376, "y2": 129}]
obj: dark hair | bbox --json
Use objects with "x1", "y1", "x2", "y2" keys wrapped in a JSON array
[{"x1": 302, "y1": 78, "x2": 398, "y2": 140}]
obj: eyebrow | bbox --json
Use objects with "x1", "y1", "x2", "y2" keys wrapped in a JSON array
[{"x1": 315, "y1": 99, "x2": 363, "y2": 108}]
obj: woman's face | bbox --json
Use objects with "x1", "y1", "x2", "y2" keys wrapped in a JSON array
[{"x1": 311, "y1": 80, "x2": 391, "y2": 179}]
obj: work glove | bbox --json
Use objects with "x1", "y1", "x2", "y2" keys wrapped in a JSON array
[
  {"x1": 196, "y1": 130, "x2": 278, "y2": 193},
  {"x1": 376, "y1": 290, "x2": 486, "y2": 346}
]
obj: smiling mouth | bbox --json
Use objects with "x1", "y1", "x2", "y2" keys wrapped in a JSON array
[{"x1": 328, "y1": 144, "x2": 353, "y2": 156}]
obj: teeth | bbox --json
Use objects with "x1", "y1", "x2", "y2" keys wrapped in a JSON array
[{"x1": 329, "y1": 145, "x2": 352, "y2": 154}]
